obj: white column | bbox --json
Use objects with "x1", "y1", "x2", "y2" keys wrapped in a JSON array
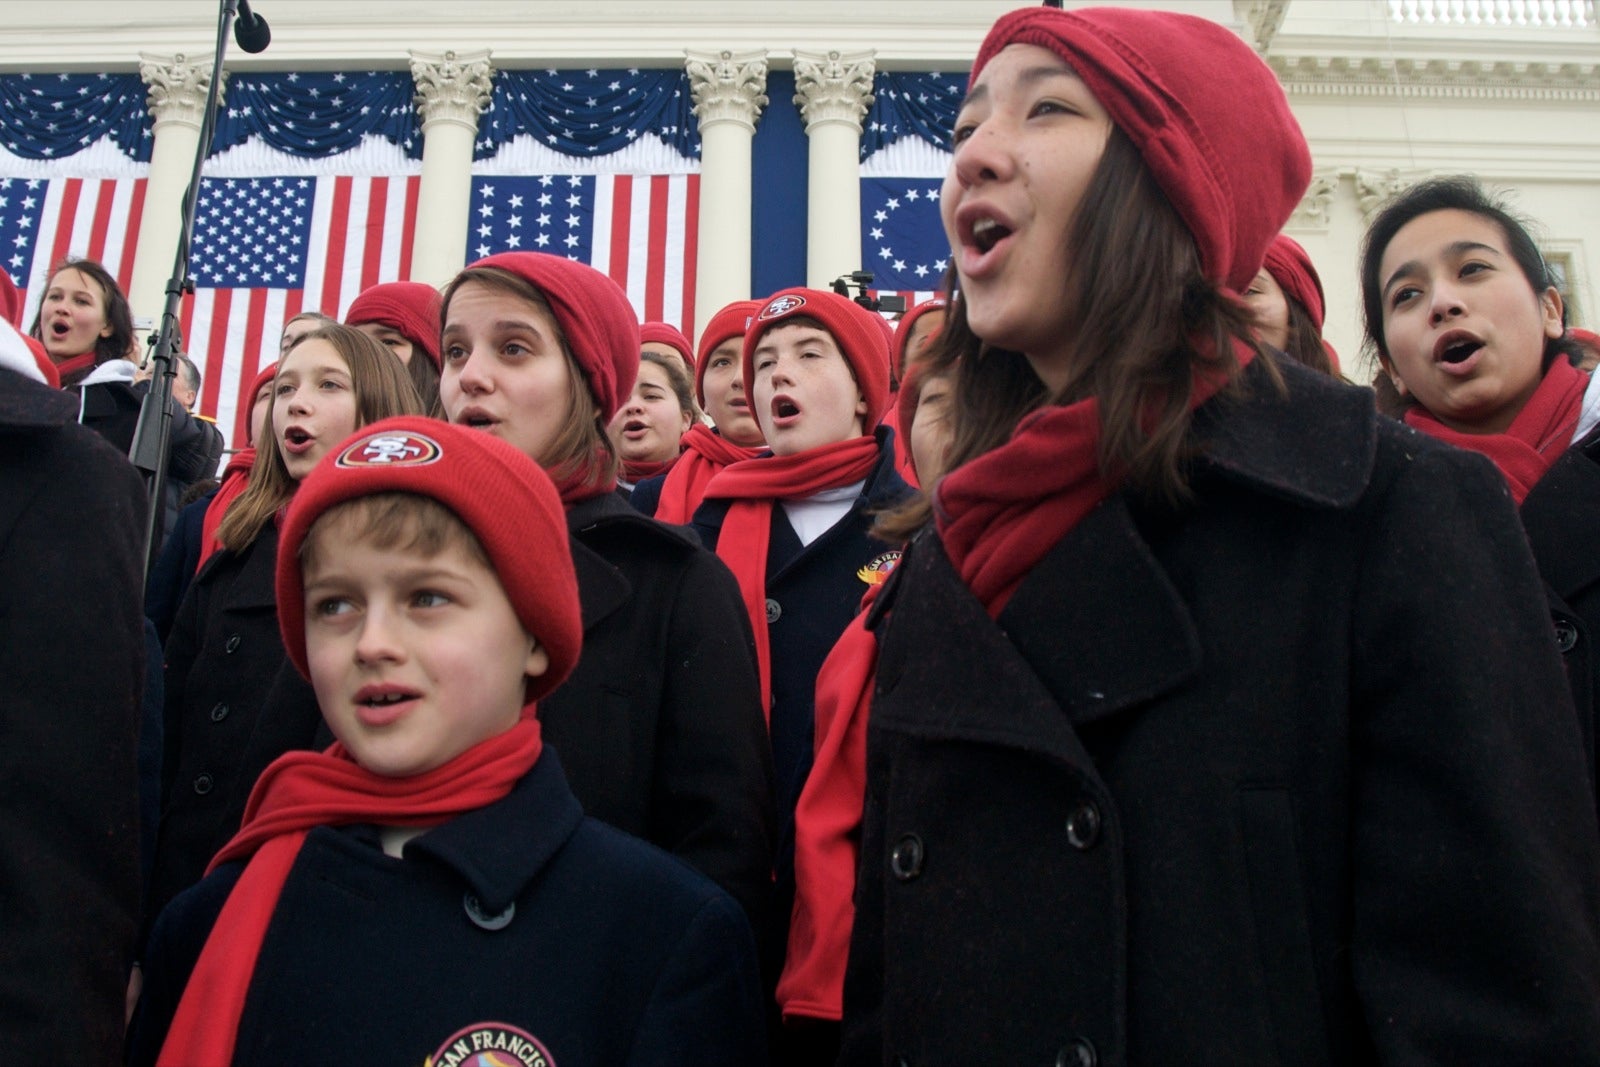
[
  {"x1": 686, "y1": 49, "x2": 767, "y2": 332},
  {"x1": 793, "y1": 50, "x2": 874, "y2": 291},
  {"x1": 408, "y1": 49, "x2": 493, "y2": 289},
  {"x1": 129, "y1": 53, "x2": 217, "y2": 335}
]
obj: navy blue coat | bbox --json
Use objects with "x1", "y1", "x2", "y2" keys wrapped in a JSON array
[
  {"x1": 841, "y1": 361, "x2": 1600, "y2": 1065},
  {"x1": 690, "y1": 429, "x2": 910, "y2": 961},
  {"x1": 130, "y1": 751, "x2": 768, "y2": 1066}
]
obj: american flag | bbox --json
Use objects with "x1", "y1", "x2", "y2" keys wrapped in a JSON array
[
  {"x1": 1, "y1": 175, "x2": 146, "y2": 324},
  {"x1": 861, "y1": 177, "x2": 947, "y2": 309},
  {"x1": 179, "y1": 173, "x2": 420, "y2": 447},
  {"x1": 468, "y1": 173, "x2": 699, "y2": 339}
]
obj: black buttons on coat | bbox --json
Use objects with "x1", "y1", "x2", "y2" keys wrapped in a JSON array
[
  {"x1": 209, "y1": 702, "x2": 230, "y2": 723},
  {"x1": 224, "y1": 633, "x2": 242, "y2": 653},
  {"x1": 192, "y1": 773, "x2": 214, "y2": 795},
  {"x1": 1065, "y1": 801, "x2": 1102, "y2": 851},
  {"x1": 765, "y1": 598, "x2": 782, "y2": 624},
  {"x1": 463, "y1": 893, "x2": 515, "y2": 931},
  {"x1": 890, "y1": 833, "x2": 924, "y2": 881},
  {"x1": 1057, "y1": 1037, "x2": 1097, "y2": 1067},
  {"x1": 1555, "y1": 618, "x2": 1580, "y2": 653}
]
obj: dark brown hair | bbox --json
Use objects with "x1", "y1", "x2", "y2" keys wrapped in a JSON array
[
  {"x1": 878, "y1": 126, "x2": 1271, "y2": 541},
  {"x1": 1280, "y1": 298, "x2": 1338, "y2": 379},
  {"x1": 219, "y1": 324, "x2": 424, "y2": 551},
  {"x1": 638, "y1": 349, "x2": 699, "y2": 421},
  {"x1": 29, "y1": 258, "x2": 135, "y2": 380}
]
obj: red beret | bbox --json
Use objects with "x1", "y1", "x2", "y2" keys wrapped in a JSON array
[
  {"x1": 344, "y1": 282, "x2": 443, "y2": 370},
  {"x1": 744, "y1": 288, "x2": 892, "y2": 429},
  {"x1": 892, "y1": 297, "x2": 948, "y2": 377},
  {"x1": 973, "y1": 6, "x2": 1312, "y2": 293},
  {"x1": 463, "y1": 253, "x2": 640, "y2": 423},
  {"x1": 695, "y1": 299, "x2": 762, "y2": 407},
  {"x1": 276, "y1": 416, "x2": 582, "y2": 703},
  {"x1": 1262, "y1": 235, "x2": 1326, "y2": 331},
  {"x1": 639, "y1": 322, "x2": 695, "y2": 375}
]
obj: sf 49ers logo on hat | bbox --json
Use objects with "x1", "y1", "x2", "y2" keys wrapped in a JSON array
[
  {"x1": 425, "y1": 1022, "x2": 554, "y2": 1067},
  {"x1": 336, "y1": 430, "x2": 444, "y2": 468},
  {"x1": 760, "y1": 294, "x2": 806, "y2": 320}
]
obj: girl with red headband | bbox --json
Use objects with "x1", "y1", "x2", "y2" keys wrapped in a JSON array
[
  {"x1": 436, "y1": 252, "x2": 773, "y2": 934},
  {"x1": 1243, "y1": 233, "x2": 1342, "y2": 377},
  {"x1": 1362, "y1": 174, "x2": 1600, "y2": 822},
  {"x1": 345, "y1": 281, "x2": 445, "y2": 416},
  {"x1": 835, "y1": 8, "x2": 1600, "y2": 1064},
  {"x1": 632, "y1": 300, "x2": 767, "y2": 522}
]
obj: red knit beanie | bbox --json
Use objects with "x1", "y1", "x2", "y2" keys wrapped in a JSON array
[
  {"x1": 695, "y1": 299, "x2": 762, "y2": 407},
  {"x1": 276, "y1": 416, "x2": 582, "y2": 702},
  {"x1": 743, "y1": 288, "x2": 892, "y2": 427},
  {"x1": 1261, "y1": 235, "x2": 1325, "y2": 330},
  {"x1": 344, "y1": 282, "x2": 443, "y2": 370},
  {"x1": 640, "y1": 322, "x2": 695, "y2": 375},
  {"x1": 892, "y1": 297, "x2": 948, "y2": 377},
  {"x1": 462, "y1": 252, "x2": 640, "y2": 423},
  {"x1": 972, "y1": 6, "x2": 1312, "y2": 293}
]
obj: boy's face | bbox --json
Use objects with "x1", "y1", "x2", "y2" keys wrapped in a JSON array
[
  {"x1": 750, "y1": 323, "x2": 868, "y2": 457},
  {"x1": 302, "y1": 518, "x2": 548, "y2": 778}
]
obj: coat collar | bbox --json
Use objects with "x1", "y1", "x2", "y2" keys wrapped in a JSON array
[
  {"x1": 405, "y1": 747, "x2": 584, "y2": 913},
  {"x1": 1190, "y1": 356, "x2": 1377, "y2": 510},
  {"x1": 564, "y1": 490, "x2": 701, "y2": 632},
  {"x1": 0, "y1": 366, "x2": 78, "y2": 432}
]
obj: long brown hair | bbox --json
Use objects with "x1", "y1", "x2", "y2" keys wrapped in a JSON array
[
  {"x1": 218, "y1": 323, "x2": 424, "y2": 551},
  {"x1": 878, "y1": 127, "x2": 1272, "y2": 541},
  {"x1": 440, "y1": 266, "x2": 619, "y2": 492}
]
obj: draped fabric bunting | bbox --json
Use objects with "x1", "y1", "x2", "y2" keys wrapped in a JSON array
[
  {"x1": 1, "y1": 175, "x2": 147, "y2": 323},
  {"x1": 860, "y1": 71, "x2": 965, "y2": 161},
  {"x1": 0, "y1": 74, "x2": 153, "y2": 162},
  {"x1": 179, "y1": 173, "x2": 421, "y2": 447},
  {"x1": 467, "y1": 173, "x2": 700, "y2": 338},
  {"x1": 475, "y1": 68, "x2": 700, "y2": 161},
  {"x1": 211, "y1": 72, "x2": 421, "y2": 160}
]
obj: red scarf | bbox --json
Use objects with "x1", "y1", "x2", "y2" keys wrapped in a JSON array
[
  {"x1": 701, "y1": 436, "x2": 881, "y2": 719},
  {"x1": 1403, "y1": 357, "x2": 1589, "y2": 505},
  {"x1": 197, "y1": 449, "x2": 257, "y2": 572},
  {"x1": 156, "y1": 713, "x2": 543, "y2": 1067},
  {"x1": 651, "y1": 424, "x2": 761, "y2": 524},
  {"x1": 550, "y1": 444, "x2": 618, "y2": 507},
  {"x1": 938, "y1": 343, "x2": 1249, "y2": 616},
  {"x1": 621, "y1": 451, "x2": 680, "y2": 486}
]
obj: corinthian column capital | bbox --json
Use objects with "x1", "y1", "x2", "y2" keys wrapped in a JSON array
[
  {"x1": 793, "y1": 49, "x2": 875, "y2": 134},
  {"x1": 685, "y1": 49, "x2": 769, "y2": 134},
  {"x1": 409, "y1": 49, "x2": 494, "y2": 132},
  {"x1": 139, "y1": 53, "x2": 220, "y2": 131}
]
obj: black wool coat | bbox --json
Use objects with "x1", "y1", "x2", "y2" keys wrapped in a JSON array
[
  {"x1": 841, "y1": 361, "x2": 1600, "y2": 1066},
  {"x1": 145, "y1": 524, "x2": 322, "y2": 941},
  {"x1": 0, "y1": 368, "x2": 145, "y2": 1062},
  {"x1": 129, "y1": 751, "x2": 768, "y2": 1066},
  {"x1": 541, "y1": 491, "x2": 775, "y2": 933}
]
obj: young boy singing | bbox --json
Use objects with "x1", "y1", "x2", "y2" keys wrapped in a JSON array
[{"x1": 130, "y1": 416, "x2": 765, "y2": 1066}]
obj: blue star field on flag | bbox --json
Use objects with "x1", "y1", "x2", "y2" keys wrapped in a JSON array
[
  {"x1": 860, "y1": 179, "x2": 949, "y2": 292},
  {"x1": 189, "y1": 177, "x2": 316, "y2": 288},
  {"x1": 467, "y1": 175, "x2": 598, "y2": 262},
  {"x1": 0, "y1": 178, "x2": 48, "y2": 286},
  {"x1": 0, "y1": 73, "x2": 153, "y2": 162}
]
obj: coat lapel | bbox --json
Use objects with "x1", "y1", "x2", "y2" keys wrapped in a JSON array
[{"x1": 1521, "y1": 432, "x2": 1600, "y2": 602}]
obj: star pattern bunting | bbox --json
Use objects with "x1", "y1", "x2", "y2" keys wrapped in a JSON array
[
  {"x1": 860, "y1": 71, "x2": 966, "y2": 160},
  {"x1": 0, "y1": 73, "x2": 153, "y2": 162},
  {"x1": 476, "y1": 68, "x2": 700, "y2": 161},
  {"x1": 189, "y1": 177, "x2": 316, "y2": 288},
  {"x1": 860, "y1": 178, "x2": 949, "y2": 293},
  {"x1": 212, "y1": 72, "x2": 421, "y2": 159}
]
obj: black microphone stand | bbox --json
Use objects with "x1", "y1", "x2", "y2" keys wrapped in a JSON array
[{"x1": 129, "y1": 0, "x2": 266, "y2": 579}]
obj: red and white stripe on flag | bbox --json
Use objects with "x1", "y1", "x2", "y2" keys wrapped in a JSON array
[
  {"x1": 15, "y1": 177, "x2": 146, "y2": 325},
  {"x1": 181, "y1": 174, "x2": 421, "y2": 449},
  {"x1": 587, "y1": 173, "x2": 699, "y2": 342}
]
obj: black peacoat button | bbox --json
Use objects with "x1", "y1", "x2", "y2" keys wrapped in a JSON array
[
  {"x1": 463, "y1": 892, "x2": 515, "y2": 931},
  {"x1": 765, "y1": 598, "x2": 782, "y2": 624},
  {"x1": 893, "y1": 1058, "x2": 912, "y2": 1067},
  {"x1": 193, "y1": 773, "x2": 214, "y2": 795},
  {"x1": 1555, "y1": 619, "x2": 1580, "y2": 654},
  {"x1": 890, "y1": 833, "x2": 924, "y2": 881},
  {"x1": 1065, "y1": 801, "x2": 1101, "y2": 851},
  {"x1": 209, "y1": 702, "x2": 230, "y2": 723},
  {"x1": 225, "y1": 633, "x2": 242, "y2": 653},
  {"x1": 1057, "y1": 1037, "x2": 1096, "y2": 1067}
]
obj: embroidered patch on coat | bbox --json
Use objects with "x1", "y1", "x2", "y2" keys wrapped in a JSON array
[
  {"x1": 857, "y1": 550, "x2": 902, "y2": 586},
  {"x1": 425, "y1": 1022, "x2": 554, "y2": 1067}
]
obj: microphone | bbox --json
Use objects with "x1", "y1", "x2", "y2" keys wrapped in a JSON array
[{"x1": 234, "y1": 0, "x2": 272, "y2": 53}]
